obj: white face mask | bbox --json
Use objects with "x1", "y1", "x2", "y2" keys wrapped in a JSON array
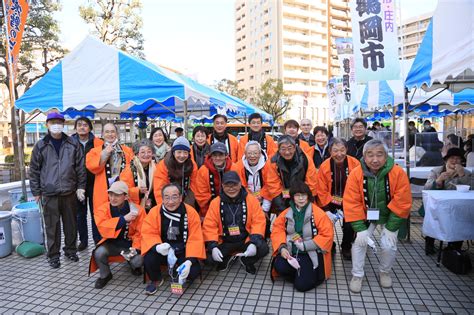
[{"x1": 49, "y1": 124, "x2": 64, "y2": 134}]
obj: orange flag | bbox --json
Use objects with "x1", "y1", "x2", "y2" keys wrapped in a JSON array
[{"x1": 3, "y1": 0, "x2": 29, "y2": 75}]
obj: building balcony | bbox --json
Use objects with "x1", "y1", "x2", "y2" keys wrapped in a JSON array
[
  {"x1": 330, "y1": 7, "x2": 349, "y2": 20},
  {"x1": 330, "y1": 0, "x2": 349, "y2": 10},
  {"x1": 330, "y1": 17, "x2": 350, "y2": 29},
  {"x1": 330, "y1": 28, "x2": 350, "y2": 38},
  {"x1": 283, "y1": 57, "x2": 312, "y2": 67},
  {"x1": 283, "y1": 70, "x2": 312, "y2": 80},
  {"x1": 282, "y1": 5, "x2": 313, "y2": 18}
]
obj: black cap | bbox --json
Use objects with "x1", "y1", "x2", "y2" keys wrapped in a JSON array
[
  {"x1": 222, "y1": 171, "x2": 241, "y2": 184},
  {"x1": 210, "y1": 142, "x2": 227, "y2": 154},
  {"x1": 443, "y1": 148, "x2": 465, "y2": 161}
]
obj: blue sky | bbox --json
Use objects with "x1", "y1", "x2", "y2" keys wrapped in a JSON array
[{"x1": 56, "y1": 0, "x2": 438, "y2": 85}]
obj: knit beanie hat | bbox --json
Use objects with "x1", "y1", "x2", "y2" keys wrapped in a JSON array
[{"x1": 172, "y1": 136, "x2": 191, "y2": 152}]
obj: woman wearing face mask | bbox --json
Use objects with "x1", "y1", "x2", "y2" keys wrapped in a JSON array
[
  {"x1": 270, "y1": 182, "x2": 334, "y2": 292},
  {"x1": 190, "y1": 126, "x2": 210, "y2": 168},
  {"x1": 120, "y1": 140, "x2": 157, "y2": 214},
  {"x1": 149, "y1": 127, "x2": 170, "y2": 163},
  {"x1": 153, "y1": 137, "x2": 199, "y2": 207}
]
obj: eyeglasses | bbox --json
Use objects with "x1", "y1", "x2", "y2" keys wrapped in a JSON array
[
  {"x1": 163, "y1": 195, "x2": 181, "y2": 202},
  {"x1": 246, "y1": 151, "x2": 260, "y2": 157}
]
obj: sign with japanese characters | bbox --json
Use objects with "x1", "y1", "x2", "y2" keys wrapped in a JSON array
[
  {"x1": 4, "y1": 0, "x2": 29, "y2": 75},
  {"x1": 350, "y1": 0, "x2": 400, "y2": 82},
  {"x1": 335, "y1": 38, "x2": 358, "y2": 114},
  {"x1": 327, "y1": 77, "x2": 349, "y2": 121}
]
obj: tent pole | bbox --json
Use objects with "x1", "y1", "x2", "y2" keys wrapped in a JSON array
[
  {"x1": 404, "y1": 87, "x2": 411, "y2": 243},
  {"x1": 184, "y1": 100, "x2": 188, "y2": 139}
]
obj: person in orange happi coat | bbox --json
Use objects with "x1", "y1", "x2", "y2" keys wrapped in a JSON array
[
  {"x1": 344, "y1": 139, "x2": 412, "y2": 293},
  {"x1": 194, "y1": 142, "x2": 238, "y2": 217},
  {"x1": 120, "y1": 139, "x2": 157, "y2": 214},
  {"x1": 90, "y1": 181, "x2": 145, "y2": 289},
  {"x1": 271, "y1": 181, "x2": 334, "y2": 292},
  {"x1": 153, "y1": 136, "x2": 199, "y2": 206},
  {"x1": 207, "y1": 114, "x2": 239, "y2": 163},
  {"x1": 141, "y1": 183, "x2": 205, "y2": 295},
  {"x1": 283, "y1": 119, "x2": 311, "y2": 154},
  {"x1": 306, "y1": 126, "x2": 331, "y2": 170},
  {"x1": 237, "y1": 113, "x2": 276, "y2": 160},
  {"x1": 202, "y1": 171, "x2": 269, "y2": 275},
  {"x1": 190, "y1": 125, "x2": 211, "y2": 169},
  {"x1": 265, "y1": 135, "x2": 318, "y2": 214},
  {"x1": 86, "y1": 123, "x2": 134, "y2": 223},
  {"x1": 316, "y1": 138, "x2": 360, "y2": 260}
]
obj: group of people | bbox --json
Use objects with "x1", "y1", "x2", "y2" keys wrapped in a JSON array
[{"x1": 30, "y1": 112, "x2": 415, "y2": 294}]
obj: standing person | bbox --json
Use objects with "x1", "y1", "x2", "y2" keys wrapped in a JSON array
[
  {"x1": 238, "y1": 113, "x2": 277, "y2": 160},
  {"x1": 265, "y1": 135, "x2": 318, "y2": 214},
  {"x1": 208, "y1": 114, "x2": 239, "y2": 163},
  {"x1": 407, "y1": 121, "x2": 419, "y2": 148},
  {"x1": 153, "y1": 137, "x2": 199, "y2": 206},
  {"x1": 283, "y1": 119, "x2": 311, "y2": 153},
  {"x1": 347, "y1": 118, "x2": 373, "y2": 161},
  {"x1": 307, "y1": 126, "x2": 331, "y2": 169},
  {"x1": 174, "y1": 127, "x2": 184, "y2": 138},
  {"x1": 149, "y1": 127, "x2": 170, "y2": 163},
  {"x1": 29, "y1": 112, "x2": 86, "y2": 268},
  {"x1": 86, "y1": 123, "x2": 134, "y2": 225},
  {"x1": 316, "y1": 138, "x2": 360, "y2": 260},
  {"x1": 120, "y1": 139, "x2": 157, "y2": 214},
  {"x1": 190, "y1": 126, "x2": 211, "y2": 168},
  {"x1": 195, "y1": 142, "x2": 238, "y2": 217},
  {"x1": 90, "y1": 181, "x2": 145, "y2": 289},
  {"x1": 71, "y1": 117, "x2": 103, "y2": 249},
  {"x1": 343, "y1": 139, "x2": 412, "y2": 293},
  {"x1": 271, "y1": 182, "x2": 334, "y2": 292},
  {"x1": 298, "y1": 118, "x2": 315, "y2": 146},
  {"x1": 202, "y1": 171, "x2": 269, "y2": 274},
  {"x1": 141, "y1": 184, "x2": 205, "y2": 295}
]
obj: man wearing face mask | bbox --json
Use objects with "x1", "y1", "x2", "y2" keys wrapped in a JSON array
[
  {"x1": 202, "y1": 171, "x2": 268, "y2": 274},
  {"x1": 29, "y1": 112, "x2": 86, "y2": 269}
]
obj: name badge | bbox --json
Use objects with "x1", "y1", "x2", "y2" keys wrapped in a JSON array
[
  {"x1": 228, "y1": 225, "x2": 241, "y2": 236},
  {"x1": 282, "y1": 189, "x2": 290, "y2": 199},
  {"x1": 171, "y1": 283, "x2": 183, "y2": 295},
  {"x1": 367, "y1": 208, "x2": 380, "y2": 221},
  {"x1": 252, "y1": 191, "x2": 261, "y2": 197},
  {"x1": 331, "y1": 196, "x2": 343, "y2": 206}
]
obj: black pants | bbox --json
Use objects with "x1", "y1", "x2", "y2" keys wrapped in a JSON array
[
  {"x1": 426, "y1": 237, "x2": 463, "y2": 250},
  {"x1": 144, "y1": 249, "x2": 201, "y2": 282},
  {"x1": 42, "y1": 193, "x2": 78, "y2": 259},
  {"x1": 341, "y1": 220, "x2": 355, "y2": 250},
  {"x1": 77, "y1": 189, "x2": 101, "y2": 245},
  {"x1": 211, "y1": 240, "x2": 269, "y2": 266},
  {"x1": 274, "y1": 253, "x2": 325, "y2": 292}
]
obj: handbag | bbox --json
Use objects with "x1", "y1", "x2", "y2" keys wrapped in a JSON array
[
  {"x1": 442, "y1": 248, "x2": 472, "y2": 274},
  {"x1": 16, "y1": 241, "x2": 45, "y2": 258}
]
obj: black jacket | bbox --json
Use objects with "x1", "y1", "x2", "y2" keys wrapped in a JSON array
[{"x1": 347, "y1": 135, "x2": 373, "y2": 161}]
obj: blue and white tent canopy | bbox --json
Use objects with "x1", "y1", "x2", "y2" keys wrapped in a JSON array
[
  {"x1": 16, "y1": 36, "x2": 270, "y2": 121},
  {"x1": 405, "y1": 0, "x2": 474, "y2": 92}
]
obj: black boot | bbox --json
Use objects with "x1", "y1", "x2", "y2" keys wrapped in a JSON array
[{"x1": 425, "y1": 237, "x2": 435, "y2": 255}]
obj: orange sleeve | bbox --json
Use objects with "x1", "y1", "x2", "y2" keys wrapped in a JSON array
[
  {"x1": 94, "y1": 203, "x2": 121, "y2": 240},
  {"x1": 304, "y1": 153, "x2": 319, "y2": 197},
  {"x1": 153, "y1": 160, "x2": 170, "y2": 205},
  {"x1": 265, "y1": 159, "x2": 284, "y2": 199},
  {"x1": 201, "y1": 198, "x2": 223, "y2": 243},
  {"x1": 230, "y1": 135, "x2": 239, "y2": 163},
  {"x1": 299, "y1": 141, "x2": 311, "y2": 154},
  {"x1": 235, "y1": 161, "x2": 249, "y2": 187},
  {"x1": 86, "y1": 146, "x2": 105, "y2": 175},
  {"x1": 259, "y1": 164, "x2": 273, "y2": 201},
  {"x1": 194, "y1": 166, "x2": 212, "y2": 216},
  {"x1": 387, "y1": 166, "x2": 412, "y2": 219},
  {"x1": 237, "y1": 135, "x2": 248, "y2": 161},
  {"x1": 266, "y1": 135, "x2": 277, "y2": 159},
  {"x1": 120, "y1": 166, "x2": 140, "y2": 205},
  {"x1": 311, "y1": 204, "x2": 334, "y2": 279},
  {"x1": 342, "y1": 167, "x2": 366, "y2": 223},
  {"x1": 246, "y1": 195, "x2": 266, "y2": 237},
  {"x1": 185, "y1": 205, "x2": 206, "y2": 260},
  {"x1": 270, "y1": 209, "x2": 290, "y2": 256},
  {"x1": 123, "y1": 146, "x2": 135, "y2": 164},
  {"x1": 316, "y1": 160, "x2": 332, "y2": 207},
  {"x1": 129, "y1": 204, "x2": 146, "y2": 250},
  {"x1": 189, "y1": 160, "x2": 200, "y2": 194},
  {"x1": 140, "y1": 205, "x2": 163, "y2": 255}
]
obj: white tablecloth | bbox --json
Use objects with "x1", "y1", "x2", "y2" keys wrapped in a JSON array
[
  {"x1": 422, "y1": 190, "x2": 474, "y2": 242},
  {"x1": 409, "y1": 166, "x2": 474, "y2": 179}
]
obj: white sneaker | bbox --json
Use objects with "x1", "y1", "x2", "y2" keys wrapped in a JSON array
[
  {"x1": 349, "y1": 276, "x2": 363, "y2": 293},
  {"x1": 379, "y1": 272, "x2": 392, "y2": 288}
]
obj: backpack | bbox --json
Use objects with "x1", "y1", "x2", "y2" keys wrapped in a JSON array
[{"x1": 442, "y1": 248, "x2": 472, "y2": 274}]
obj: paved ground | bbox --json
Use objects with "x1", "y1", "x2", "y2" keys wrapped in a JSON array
[{"x1": 0, "y1": 199, "x2": 473, "y2": 314}]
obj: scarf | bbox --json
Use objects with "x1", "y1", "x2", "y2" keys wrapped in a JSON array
[
  {"x1": 165, "y1": 154, "x2": 194, "y2": 194},
  {"x1": 154, "y1": 143, "x2": 169, "y2": 162},
  {"x1": 204, "y1": 155, "x2": 233, "y2": 198},
  {"x1": 131, "y1": 156, "x2": 156, "y2": 208},
  {"x1": 192, "y1": 142, "x2": 210, "y2": 168},
  {"x1": 160, "y1": 203, "x2": 188, "y2": 243}
]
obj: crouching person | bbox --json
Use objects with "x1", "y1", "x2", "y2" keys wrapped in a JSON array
[
  {"x1": 142, "y1": 184, "x2": 205, "y2": 295},
  {"x1": 91, "y1": 181, "x2": 145, "y2": 289},
  {"x1": 202, "y1": 171, "x2": 269, "y2": 274},
  {"x1": 270, "y1": 182, "x2": 334, "y2": 292}
]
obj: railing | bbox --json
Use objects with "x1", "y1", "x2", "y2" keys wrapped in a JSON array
[{"x1": 0, "y1": 164, "x2": 30, "y2": 184}]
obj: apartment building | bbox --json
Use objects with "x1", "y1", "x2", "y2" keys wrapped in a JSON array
[
  {"x1": 398, "y1": 12, "x2": 432, "y2": 60},
  {"x1": 234, "y1": 0, "x2": 351, "y2": 125}
]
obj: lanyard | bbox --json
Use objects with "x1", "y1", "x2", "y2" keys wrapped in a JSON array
[
  {"x1": 225, "y1": 203, "x2": 242, "y2": 226},
  {"x1": 370, "y1": 176, "x2": 378, "y2": 208}
]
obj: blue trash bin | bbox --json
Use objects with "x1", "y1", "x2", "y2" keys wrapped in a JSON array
[
  {"x1": 0, "y1": 212, "x2": 12, "y2": 258},
  {"x1": 12, "y1": 202, "x2": 43, "y2": 245},
  {"x1": 8, "y1": 188, "x2": 34, "y2": 206}
]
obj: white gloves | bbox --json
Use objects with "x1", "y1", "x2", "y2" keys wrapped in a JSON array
[
  {"x1": 177, "y1": 260, "x2": 192, "y2": 281},
  {"x1": 239, "y1": 244, "x2": 257, "y2": 257},
  {"x1": 76, "y1": 189, "x2": 85, "y2": 202},
  {"x1": 212, "y1": 247, "x2": 223, "y2": 262},
  {"x1": 294, "y1": 241, "x2": 305, "y2": 252},
  {"x1": 381, "y1": 227, "x2": 398, "y2": 249},
  {"x1": 326, "y1": 211, "x2": 338, "y2": 224},
  {"x1": 336, "y1": 209, "x2": 344, "y2": 220},
  {"x1": 262, "y1": 199, "x2": 272, "y2": 212},
  {"x1": 354, "y1": 230, "x2": 369, "y2": 247},
  {"x1": 155, "y1": 243, "x2": 171, "y2": 256}
]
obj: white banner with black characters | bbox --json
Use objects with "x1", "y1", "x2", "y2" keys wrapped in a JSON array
[
  {"x1": 350, "y1": 0, "x2": 400, "y2": 83},
  {"x1": 335, "y1": 38, "x2": 359, "y2": 114}
]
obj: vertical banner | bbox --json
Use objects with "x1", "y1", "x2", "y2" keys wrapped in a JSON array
[
  {"x1": 350, "y1": 0, "x2": 400, "y2": 82},
  {"x1": 335, "y1": 38, "x2": 359, "y2": 114},
  {"x1": 4, "y1": 0, "x2": 30, "y2": 75},
  {"x1": 327, "y1": 77, "x2": 346, "y2": 121}
]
